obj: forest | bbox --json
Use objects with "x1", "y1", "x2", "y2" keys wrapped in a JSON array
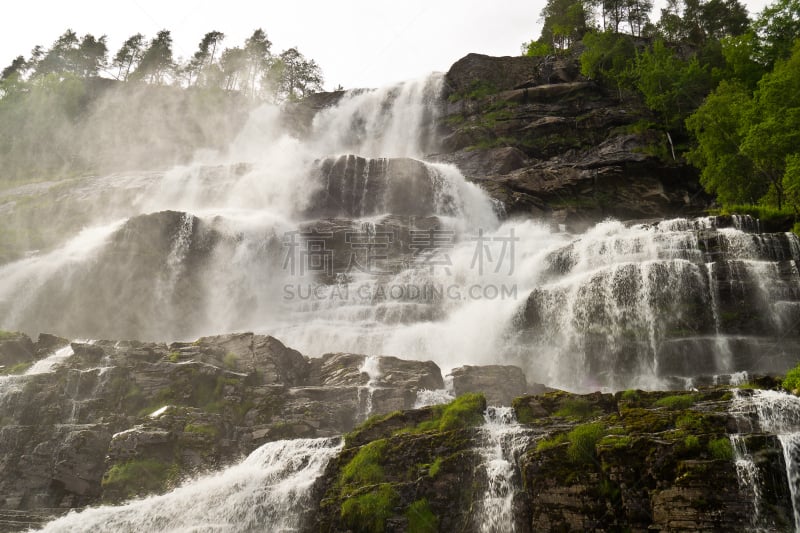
[{"x1": 525, "y1": 0, "x2": 800, "y2": 217}]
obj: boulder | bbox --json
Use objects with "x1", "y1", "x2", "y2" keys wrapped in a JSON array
[{"x1": 449, "y1": 364, "x2": 528, "y2": 406}]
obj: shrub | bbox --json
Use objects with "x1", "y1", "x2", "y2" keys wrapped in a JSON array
[{"x1": 684, "y1": 435, "x2": 701, "y2": 450}]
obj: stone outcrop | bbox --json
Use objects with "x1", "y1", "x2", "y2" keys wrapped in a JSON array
[{"x1": 449, "y1": 364, "x2": 529, "y2": 405}]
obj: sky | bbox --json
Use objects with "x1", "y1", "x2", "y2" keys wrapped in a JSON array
[{"x1": 0, "y1": 0, "x2": 775, "y2": 91}]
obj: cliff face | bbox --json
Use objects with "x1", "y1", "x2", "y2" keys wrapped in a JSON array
[
  {"x1": 2, "y1": 332, "x2": 796, "y2": 531},
  {"x1": 434, "y1": 52, "x2": 708, "y2": 231}
]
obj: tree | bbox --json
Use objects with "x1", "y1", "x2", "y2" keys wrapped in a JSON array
[
  {"x1": 219, "y1": 47, "x2": 248, "y2": 90},
  {"x1": 580, "y1": 30, "x2": 637, "y2": 97},
  {"x1": 1, "y1": 56, "x2": 26, "y2": 81},
  {"x1": 753, "y1": 0, "x2": 800, "y2": 67},
  {"x1": 540, "y1": 0, "x2": 591, "y2": 50},
  {"x1": 112, "y1": 34, "x2": 144, "y2": 81},
  {"x1": 635, "y1": 40, "x2": 713, "y2": 131},
  {"x1": 33, "y1": 29, "x2": 79, "y2": 77},
  {"x1": 187, "y1": 31, "x2": 225, "y2": 86},
  {"x1": 75, "y1": 34, "x2": 108, "y2": 77},
  {"x1": 685, "y1": 80, "x2": 761, "y2": 204},
  {"x1": 132, "y1": 30, "x2": 174, "y2": 84},
  {"x1": 268, "y1": 47, "x2": 323, "y2": 101},
  {"x1": 244, "y1": 29, "x2": 272, "y2": 97}
]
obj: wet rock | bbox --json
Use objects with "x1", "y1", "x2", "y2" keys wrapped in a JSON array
[{"x1": 449, "y1": 364, "x2": 528, "y2": 406}]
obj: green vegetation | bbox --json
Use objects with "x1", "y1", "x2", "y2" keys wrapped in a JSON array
[
  {"x1": 168, "y1": 351, "x2": 180, "y2": 363},
  {"x1": 428, "y1": 457, "x2": 443, "y2": 478},
  {"x1": 414, "y1": 393, "x2": 487, "y2": 433},
  {"x1": 684, "y1": 435, "x2": 701, "y2": 450},
  {"x1": 0, "y1": 330, "x2": 17, "y2": 340},
  {"x1": 654, "y1": 394, "x2": 696, "y2": 410},
  {"x1": 223, "y1": 352, "x2": 238, "y2": 370},
  {"x1": 708, "y1": 437, "x2": 735, "y2": 460},
  {"x1": 101, "y1": 458, "x2": 179, "y2": 499},
  {"x1": 537, "y1": 433, "x2": 568, "y2": 452},
  {"x1": 341, "y1": 440, "x2": 388, "y2": 487},
  {"x1": 567, "y1": 422, "x2": 606, "y2": 464},
  {"x1": 340, "y1": 484, "x2": 399, "y2": 533},
  {"x1": 783, "y1": 362, "x2": 800, "y2": 392},
  {"x1": 621, "y1": 389, "x2": 640, "y2": 401},
  {"x1": 405, "y1": 499, "x2": 439, "y2": 533},
  {"x1": 555, "y1": 398, "x2": 602, "y2": 421}
]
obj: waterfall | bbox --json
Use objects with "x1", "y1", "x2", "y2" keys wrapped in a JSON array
[
  {"x1": 476, "y1": 407, "x2": 529, "y2": 533},
  {"x1": 357, "y1": 355, "x2": 381, "y2": 421},
  {"x1": 729, "y1": 433, "x2": 767, "y2": 529},
  {"x1": 731, "y1": 389, "x2": 800, "y2": 532},
  {"x1": 36, "y1": 437, "x2": 343, "y2": 532}
]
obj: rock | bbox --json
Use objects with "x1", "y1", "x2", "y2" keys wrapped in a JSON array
[
  {"x1": 0, "y1": 332, "x2": 35, "y2": 368},
  {"x1": 444, "y1": 53, "x2": 542, "y2": 97},
  {"x1": 449, "y1": 364, "x2": 528, "y2": 406}
]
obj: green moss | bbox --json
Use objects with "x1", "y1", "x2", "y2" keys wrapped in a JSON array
[
  {"x1": 428, "y1": 457, "x2": 443, "y2": 478},
  {"x1": 183, "y1": 423, "x2": 219, "y2": 437},
  {"x1": 405, "y1": 498, "x2": 438, "y2": 533},
  {"x1": 512, "y1": 396, "x2": 538, "y2": 425},
  {"x1": 341, "y1": 439, "x2": 387, "y2": 488},
  {"x1": 340, "y1": 484, "x2": 399, "y2": 533},
  {"x1": 567, "y1": 422, "x2": 605, "y2": 464},
  {"x1": 448, "y1": 80, "x2": 499, "y2": 102},
  {"x1": 708, "y1": 437, "x2": 734, "y2": 460},
  {"x1": 599, "y1": 435, "x2": 632, "y2": 450},
  {"x1": 675, "y1": 412, "x2": 708, "y2": 432},
  {"x1": 654, "y1": 394, "x2": 696, "y2": 410},
  {"x1": 0, "y1": 361, "x2": 32, "y2": 375},
  {"x1": 168, "y1": 351, "x2": 180, "y2": 363},
  {"x1": 555, "y1": 398, "x2": 601, "y2": 421},
  {"x1": 101, "y1": 458, "x2": 179, "y2": 499},
  {"x1": 621, "y1": 389, "x2": 640, "y2": 401},
  {"x1": 0, "y1": 330, "x2": 17, "y2": 340}
]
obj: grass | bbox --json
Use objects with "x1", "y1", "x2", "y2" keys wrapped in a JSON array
[
  {"x1": 223, "y1": 352, "x2": 238, "y2": 370},
  {"x1": 414, "y1": 393, "x2": 486, "y2": 433},
  {"x1": 567, "y1": 423, "x2": 605, "y2": 464},
  {"x1": 168, "y1": 351, "x2": 180, "y2": 363},
  {"x1": 654, "y1": 394, "x2": 696, "y2": 410},
  {"x1": 428, "y1": 457, "x2": 442, "y2": 478},
  {"x1": 340, "y1": 484, "x2": 398, "y2": 533},
  {"x1": 0, "y1": 330, "x2": 18, "y2": 340},
  {"x1": 536, "y1": 433, "x2": 568, "y2": 452},
  {"x1": 183, "y1": 423, "x2": 219, "y2": 437},
  {"x1": 555, "y1": 398, "x2": 601, "y2": 421},
  {"x1": 684, "y1": 435, "x2": 700, "y2": 451}
]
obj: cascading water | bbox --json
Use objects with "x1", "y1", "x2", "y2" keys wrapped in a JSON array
[
  {"x1": 357, "y1": 355, "x2": 381, "y2": 421},
  {"x1": 1, "y1": 71, "x2": 800, "y2": 393},
  {"x1": 35, "y1": 437, "x2": 343, "y2": 532},
  {"x1": 730, "y1": 389, "x2": 800, "y2": 532},
  {"x1": 476, "y1": 407, "x2": 529, "y2": 533}
]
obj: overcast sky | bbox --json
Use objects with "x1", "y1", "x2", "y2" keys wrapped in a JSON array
[{"x1": 0, "y1": 0, "x2": 774, "y2": 90}]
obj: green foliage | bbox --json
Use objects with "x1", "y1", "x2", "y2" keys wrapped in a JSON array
[
  {"x1": 567, "y1": 422, "x2": 605, "y2": 464},
  {"x1": 708, "y1": 437, "x2": 734, "y2": 460},
  {"x1": 341, "y1": 440, "x2": 387, "y2": 487},
  {"x1": 340, "y1": 484, "x2": 398, "y2": 533},
  {"x1": 621, "y1": 389, "x2": 640, "y2": 401},
  {"x1": 523, "y1": 40, "x2": 553, "y2": 57},
  {"x1": 101, "y1": 458, "x2": 178, "y2": 499},
  {"x1": 0, "y1": 330, "x2": 16, "y2": 340},
  {"x1": 782, "y1": 362, "x2": 800, "y2": 392},
  {"x1": 449, "y1": 80, "x2": 499, "y2": 102},
  {"x1": 539, "y1": 0, "x2": 591, "y2": 50},
  {"x1": 555, "y1": 398, "x2": 601, "y2": 421},
  {"x1": 654, "y1": 394, "x2": 696, "y2": 410},
  {"x1": 168, "y1": 351, "x2": 180, "y2": 363},
  {"x1": 580, "y1": 30, "x2": 636, "y2": 96},
  {"x1": 405, "y1": 499, "x2": 439, "y2": 533},
  {"x1": 635, "y1": 40, "x2": 713, "y2": 131}
]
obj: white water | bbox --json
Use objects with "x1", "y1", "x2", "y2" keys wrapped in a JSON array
[
  {"x1": 357, "y1": 355, "x2": 381, "y2": 421},
  {"x1": 1, "y1": 73, "x2": 799, "y2": 392},
  {"x1": 36, "y1": 437, "x2": 343, "y2": 533},
  {"x1": 477, "y1": 407, "x2": 529, "y2": 533},
  {"x1": 730, "y1": 433, "x2": 767, "y2": 530},
  {"x1": 731, "y1": 389, "x2": 800, "y2": 532}
]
